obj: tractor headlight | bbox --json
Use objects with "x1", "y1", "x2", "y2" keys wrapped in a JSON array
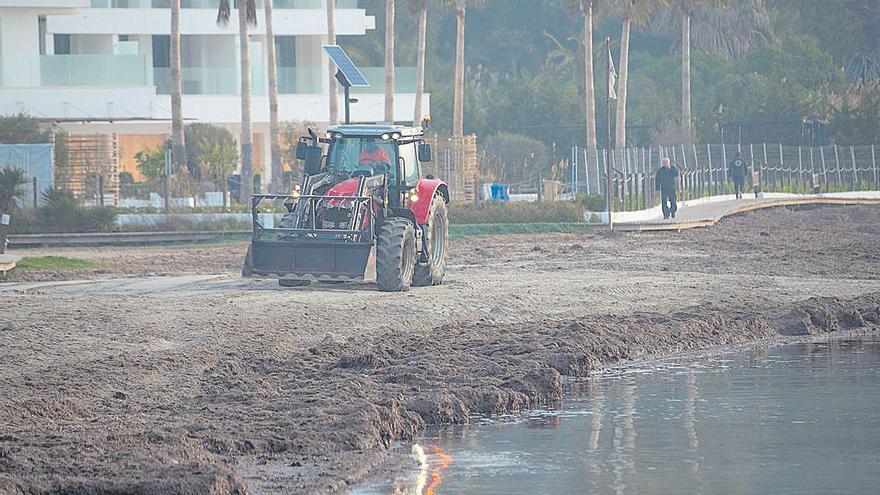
[
  {"x1": 381, "y1": 133, "x2": 390, "y2": 140},
  {"x1": 409, "y1": 191, "x2": 419, "y2": 203},
  {"x1": 392, "y1": 133, "x2": 401, "y2": 140},
  {"x1": 325, "y1": 131, "x2": 332, "y2": 138}
]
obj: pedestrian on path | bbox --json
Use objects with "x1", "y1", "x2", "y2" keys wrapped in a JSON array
[
  {"x1": 655, "y1": 157, "x2": 679, "y2": 220},
  {"x1": 728, "y1": 152, "x2": 747, "y2": 199}
]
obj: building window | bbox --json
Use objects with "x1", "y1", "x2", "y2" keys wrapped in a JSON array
[
  {"x1": 275, "y1": 36, "x2": 297, "y2": 67},
  {"x1": 54, "y1": 34, "x2": 71, "y2": 55},
  {"x1": 152, "y1": 35, "x2": 170, "y2": 68}
]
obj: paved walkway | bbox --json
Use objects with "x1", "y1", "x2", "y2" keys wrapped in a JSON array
[{"x1": 614, "y1": 193, "x2": 880, "y2": 231}]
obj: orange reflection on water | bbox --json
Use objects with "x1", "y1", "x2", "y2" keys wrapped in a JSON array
[{"x1": 424, "y1": 444, "x2": 453, "y2": 495}]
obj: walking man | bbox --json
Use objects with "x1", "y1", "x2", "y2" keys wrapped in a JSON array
[
  {"x1": 728, "y1": 151, "x2": 747, "y2": 199},
  {"x1": 655, "y1": 157, "x2": 679, "y2": 220}
]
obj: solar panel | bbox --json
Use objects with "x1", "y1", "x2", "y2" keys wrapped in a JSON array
[{"x1": 322, "y1": 45, "x2": 370, "y2": 88}]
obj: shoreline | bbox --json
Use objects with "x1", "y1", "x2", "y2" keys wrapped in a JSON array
[
  {"x1": 350, "y1": 318, "x2": 880, "y2": 494},
  {"x1": 236, "y1": 292, "x2": 880, "y2": 494}
]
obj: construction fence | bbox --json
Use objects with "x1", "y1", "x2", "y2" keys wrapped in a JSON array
[{"x1": 570, "y1": 143, "x2": 880, "y2": 211}]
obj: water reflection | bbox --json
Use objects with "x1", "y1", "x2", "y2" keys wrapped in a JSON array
[{"x1": 360, "y1": 335, "x2": 880, "y2": 495}]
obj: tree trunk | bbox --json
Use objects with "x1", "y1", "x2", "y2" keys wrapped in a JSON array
[
  {"x1": 615, "y1": 18, "x2": 631, "y2": 149},
  {"x1": 413, "y1": 1, "x2": 428, "y2": 127},
  {"x1": 239, "y1": 3, "x2": 253, "y2": 200},
  {"x1": 384, "y1": 0, "x2": 395, "y2": 123},
  {"x1": 452, "y1": 6, "x2": 466, "y2": 138},
  {"x1": 265, "y1": 0, "x2": 282, "y2": 191},
  {"x1": 327, "y1": 0, "x2": 338, "y2": 124},
  {"x1": 170, "y1": 0, "x2": 185, "y2": 169},
  {"x1": 681, "y1": 9, "x2": 692, "y2": 140},
  {"x1": 583, "y1": 2, "x2": 596, "y2": 150}
]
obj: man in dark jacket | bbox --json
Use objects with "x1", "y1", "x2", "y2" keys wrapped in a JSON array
[
  {"x1": 655, "y1": 157, "x2": 679, "y2": 220},
  {"x1": 728, "y1": 151, "x2": 747, "y2": 199}
]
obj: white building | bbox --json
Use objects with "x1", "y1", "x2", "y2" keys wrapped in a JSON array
[{"x1": 0, "y1": 0, "x2": 427, "y2": 184}]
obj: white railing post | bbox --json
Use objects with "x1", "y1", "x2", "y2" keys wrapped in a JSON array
[
  {"x1": 872, "y1": 145, "x2": 878, "y2": 189},
  {"x1": 834, "y1": 144, "x2": 842, "y2": 188},
  {"x1": 850, "y1": 146, "x2": 858, "y2": 191},
  {"x1": 798, "y1": 146, "x2": 803, "y2": 192}
]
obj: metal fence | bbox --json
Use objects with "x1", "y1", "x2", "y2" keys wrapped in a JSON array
[{"x1": 570, "y1": 143, "x2": 880, "y2": 211}]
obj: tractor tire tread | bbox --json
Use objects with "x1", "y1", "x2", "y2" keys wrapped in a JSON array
[{"x1": 376, "y1": 217, "x2": 416, "y2": 292}]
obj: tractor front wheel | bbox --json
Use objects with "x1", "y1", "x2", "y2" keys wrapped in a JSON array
[
  {"x1": 376, "y1": 217, "x2": 417, "y2": 292},
  {"x1": 413, "y1": 195, "x2": 449, "y2": 286}
]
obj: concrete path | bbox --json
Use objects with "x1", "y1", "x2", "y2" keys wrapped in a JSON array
[{"x1": 614, "y1": 192, "x2": 880, "y2": 231}]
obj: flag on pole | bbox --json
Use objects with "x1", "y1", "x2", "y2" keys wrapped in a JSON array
[{"x1": 608, "y1": 45, "x2": 618, "y2": 100}]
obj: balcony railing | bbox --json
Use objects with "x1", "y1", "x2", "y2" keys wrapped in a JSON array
[
  {"x1": 151, "y1": 66, "x2": 414, "y2": 95},
  {"x1": 40, "y1": 54, "x2": 152, "y2": 87},
  {"x1": 90, "y1": 0, "x2": 358, "y2": 8}
]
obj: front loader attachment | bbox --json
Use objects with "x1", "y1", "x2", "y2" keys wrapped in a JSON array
[{"x1": 242, "y1": 190, "x2": 377, "y2": 282}]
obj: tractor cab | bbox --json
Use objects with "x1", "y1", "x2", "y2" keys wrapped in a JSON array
[
  {"x1": 300, "y1": 124, "x2": 433, "y2": 208},
  {"x1": 243, "y1": 123, "x2": 449, "y2": 292}
]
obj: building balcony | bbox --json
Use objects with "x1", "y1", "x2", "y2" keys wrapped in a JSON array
[
  {"x1": 152, "y1": 66, "x2": 416, "y2": 95},
  {"x1": 40, "y1": 54, "x2": 153, "y2": 87},
  {"x1": 87, "y1": 0, "x2": 359, "y2": 9}
]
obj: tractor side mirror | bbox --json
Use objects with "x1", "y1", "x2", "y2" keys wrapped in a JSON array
[
  {"x1": 418, "y1": 143, "x2": 432, "y2": 163},
  {"x1": 295, "y1": 138, "x2": 308, "y2": 161},
  {"x1": 303, "y1": 145, "x2": 323, "y2": 176}
]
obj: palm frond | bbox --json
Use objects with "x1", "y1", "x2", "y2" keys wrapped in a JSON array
[{"x1": 216, "y1": 0, "x2": 231, "y2": 25}]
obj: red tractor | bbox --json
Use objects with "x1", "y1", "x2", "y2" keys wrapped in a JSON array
[{"x1": 242, "y1": 124, "x2": 449, "y2": 291}]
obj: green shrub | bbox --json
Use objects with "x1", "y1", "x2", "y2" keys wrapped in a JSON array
[
  {"x1": 448, "y1": 201, "x2": 585, "y2": 224},
  {"x1": 17, "y1": 188, "x2": 120, "y2": 233}
]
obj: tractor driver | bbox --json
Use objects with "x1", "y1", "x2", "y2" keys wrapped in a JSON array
[{"x1": 358, "y1": 140, "x2": 392, "y2": 173}]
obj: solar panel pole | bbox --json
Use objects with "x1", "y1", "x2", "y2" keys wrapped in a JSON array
[{"x1": 344, "y1": 84, "x2": 351, "y2": 124}]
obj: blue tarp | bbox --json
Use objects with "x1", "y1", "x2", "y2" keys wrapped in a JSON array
[
  {"x1": 490, "y1": 183, "x2": 510, "y2": 202},
  {"x1": 0, "y1": 143, "x2": 53, "y2": 207}
]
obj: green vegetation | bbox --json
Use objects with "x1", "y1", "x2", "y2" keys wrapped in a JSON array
[
  {"x1": 0, "y1": 167, "x2": 27, "y2": 213},
  {"x1": 345, "y1": 0, "x2": 880, "y2": 152},
  {"x1": 9, "y1": 189, "x2": 118, "y2": 234},
  {"x1": 449, "y1": 222, "x2": 596, "y2": 239},
  {"x1": 16, "y1": 256, "x2": 100, "y2": 270},
  {"x1": 0, "y1": 114, "x2": 50, "y2": 144}
]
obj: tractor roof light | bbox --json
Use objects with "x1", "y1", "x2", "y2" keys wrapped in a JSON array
[
  {"x1": 381, "y1": 133, "x2": 390, "y2": 140},
  {"x1": 392, "y1": 133, "x2": 401, "y2": 140},
  {"x1": 325, "y1": 131, "x2": 333, "y2": 138}
]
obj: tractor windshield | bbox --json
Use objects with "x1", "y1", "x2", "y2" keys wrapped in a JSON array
[{"x1": 327, "y1": 137, "x2": 398, "y2": 182}]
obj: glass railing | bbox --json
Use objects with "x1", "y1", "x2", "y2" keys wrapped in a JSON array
[
  {"x1": 151, "y1": 65, "x2": 416, "y2": 95},
  {"x1": 90, "y1": 0, "x2": 357, "y2": 7},
  {"x1": 40, "y1": 54, "x2": 152, "y2": 86},
  {"x1": 277, "y1": 67, "x2": 323, "y2": 94},
  {"x1": 153, "y1": 65, "x2": 267, "y2": 95},
  {"x1": 154, "y1": 66, "x2": 238, "y2": 94},
  {"x1": 351, "y1": 67, "x2": 417, "y2": 93}
]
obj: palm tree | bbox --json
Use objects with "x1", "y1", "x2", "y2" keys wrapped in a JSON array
[
  {"x1": 384, "y1": 0, "x2": 396, "y2": 123},
  {"x1": 0, "y1": 168, "x2": 27, "y2": 214},
  {"x1": 218, "y1": 0, "x2": 257, "y2": 200},
  {"x1": 264, "y1": 0, "x2": 282, "y2": 190},
  {"x1": 562, "y1": 0, "x2": 597, "y2": 151},
  {"x1": 327, "y1": 0, "x2": 339, "y2": 124},
  {"x1": 439, "y1": 0, "x2": 484, "y2": 138},
  {"x1": 170, "y1": 0, "x2": 185, "y2": 170},
  {"x1": 654, "y1": 1, "x2": 770, "y2": 138},
  {"x1": 410, "y1": 0, "x2": 429, "y2": 127},
  {"x1": 611, "y1": 0, "x2": 663, "y2": 148}
]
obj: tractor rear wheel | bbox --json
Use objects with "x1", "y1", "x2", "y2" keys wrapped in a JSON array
[
  {"x1": 413, "y1": 195, "x2": 448, "y2": 286},
  {"x1": 376, "y1": 217, "x2": 417, "y2": 292}
]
